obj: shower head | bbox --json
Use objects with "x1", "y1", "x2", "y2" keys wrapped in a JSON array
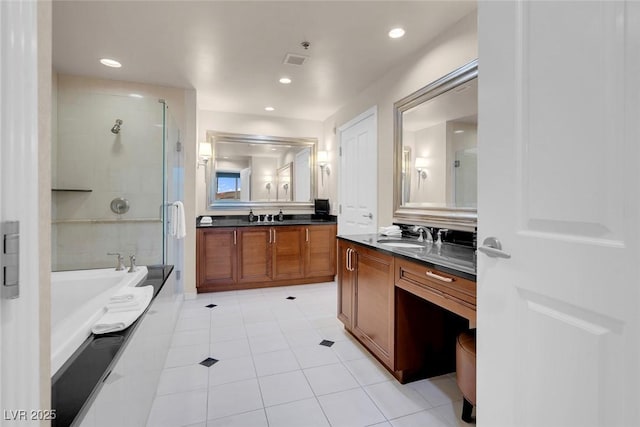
[{"x1": 111, "y1": 119, "x2": 123, "y2": 134}]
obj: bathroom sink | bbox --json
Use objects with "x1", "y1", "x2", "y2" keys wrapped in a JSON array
[{"x1": 378, "y1": 241, "x2": 424, "y2": 249}]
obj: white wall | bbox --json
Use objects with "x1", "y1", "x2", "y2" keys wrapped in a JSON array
[
  {"x1": 196, "y1": 110, "x2": 323, "y2": 215},
  {"x1": 322, "y1": 11, "x2": 478, "y2": 224}
]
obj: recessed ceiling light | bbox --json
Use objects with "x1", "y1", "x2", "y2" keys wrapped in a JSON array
[
  {"x1": 100, "y1": 58, "x2": 122, "y2": 68},
  {"x1": 265, "y1": 106, "x2": 275, "y2": 112},
  {"x1": 388, "y1": 28, "x2": 406, "y2": 39},
  {"x1": 454, "y1": 130, "x2": 465, "y2": 134},
  {"x1": 279, "y1": 77, "x2": 292, "y2": 84},
  {"x1": 129, "y1": 93, "x2": 143, "y2": 98}
]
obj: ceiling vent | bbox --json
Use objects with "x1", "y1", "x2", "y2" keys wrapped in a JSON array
[{"x1": 283, "y1": 53, "x2": 309, "y2": 66}]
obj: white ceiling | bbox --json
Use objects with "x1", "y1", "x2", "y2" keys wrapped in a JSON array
[{"x1": 52, "y1": 1, "x2": 476, "y2": 122}]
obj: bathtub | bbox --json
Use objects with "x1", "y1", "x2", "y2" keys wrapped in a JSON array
[{"x1": 51, "y1": 266, "x2": 148, "y2": 375}]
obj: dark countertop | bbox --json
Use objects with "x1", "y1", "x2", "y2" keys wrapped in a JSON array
[
  {"x1": 338, "y1": 234, "x2": 476, "y2": 281},
  {"x1": 51, "y1": 265, "x2": 174, "y2": 427},
  {"x1": 197, "y1": 214, "x2": 337, "y2": 228}
]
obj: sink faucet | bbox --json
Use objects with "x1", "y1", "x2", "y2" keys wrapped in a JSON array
[
  {"x1": 412, "y1": 226, "x2": 433, "y2": 243},
  {"x1": 436, "y1": 229, "x2": 449, "y2": 246},
  {"x1": 128, "y1": 254, "x2": 137, "y2": 273},
  {"x1": 107, "y1": 252, "x2": 125, "y2": 271}
]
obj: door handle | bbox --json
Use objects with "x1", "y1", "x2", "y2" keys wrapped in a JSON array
[
  {"x1": 362, "y1": 213, "x2": 373, "y2": 219},
  {"x1": 233, "y1": 230, "x2": 237, "y2": 245},
  {"x1": 346, "y1": 248, "x2": 356, "y2": 271},
  {"x1": 269, "y1": 229, "x2": 272, "y2": 244},
  {"x1": 478, "y1": 237, "x2": 511, "y2": 259},
  {"x1": 273, "y1": 229, "x2": 276, "y2": 244},
  {"x1": 306, "y1": 228, "x2": 309, "y2": 242}
]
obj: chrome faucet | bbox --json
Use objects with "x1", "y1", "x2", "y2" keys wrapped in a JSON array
[
  {"x1": 436, "y1": 229, "x2": 449, "y2": 246},
  {"x1": 128, "y1": 254, "x2": 137, "y2": 273},
  {"x1": 412, "y1": 226, "x2": 433, "y2": 243},
  {"x1": 107, "y1": 252, "x2": 125, "y2": 271}
]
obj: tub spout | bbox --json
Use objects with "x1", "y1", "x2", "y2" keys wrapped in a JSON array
[
  {"x1": 107, "y1": 252, "x2": 125, "y2": 271},
  {"x1": 128, "y1": 255, "x2": 137, "y2": 273}
]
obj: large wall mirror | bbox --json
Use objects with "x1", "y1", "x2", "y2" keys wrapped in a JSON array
[
  {"x1": 393, "y1": 60, "x2": 478, "y2": 230},
  {"x1": 205, "y1": 131, "x2": 318, "y2": 209}
]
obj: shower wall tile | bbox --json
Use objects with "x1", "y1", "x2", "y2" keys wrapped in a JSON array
[{"x1": 53, "y1": 74, "x2": 174, "y2": 270}]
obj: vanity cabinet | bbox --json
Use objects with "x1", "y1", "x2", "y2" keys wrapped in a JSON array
[
  {"x1": 338, "y1": 241, "x2": 395, "y2": 369},
  {"x1": 395, "y1": 257, "x2": 476, "y2": 322},
  {"x1": 271, "y1": 226, "x2": 305, "y2": 281},
  {"x1": 197, "y1": 223, "x2": 336, "y2": 292},
  {"x1": 305, "y1": 225, "x2": 337, "y2": 278},
  {"x1": 337, "y1": 240, "x2": 356, "y2": 328},
  {"x1": 337, "y1": 237, "x2": 476, "y2": 383},
  {"x1": 197, "y1": 227, "x2": 237, "y2": 289},
  {"x1": 238, "y1": 227, "x2": 272, "y2": 283}
]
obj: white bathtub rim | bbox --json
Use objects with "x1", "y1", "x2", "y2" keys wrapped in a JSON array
[{"x1": 51, "y1": 266, "x2": 149, "y2": 377}]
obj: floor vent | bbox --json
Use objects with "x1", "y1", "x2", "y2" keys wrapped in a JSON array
[{"x1": 283, "y1": 53, "x2": 309, "y2": 66}]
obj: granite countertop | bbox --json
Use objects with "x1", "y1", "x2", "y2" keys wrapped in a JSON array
[
  {"x1": 197, "y1": 214, "x2": 337, "y2": 228},
  {"x1": 51, "y1": 265, "x2": 174, "y2": 427},
  {"x1": 338, "y1": 234, "x2": 476, "y2": 280}
]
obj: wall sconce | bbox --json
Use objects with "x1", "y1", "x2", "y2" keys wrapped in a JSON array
[
  {"x1": 198, "y1": 142, "x2": 212, "y2": 168},
  {"x1": 317, "y1": 150, "x2": 331, "y2": 186},
  {"x1": 265, "y1": 181, "x2": 272, "y2": 201},
  {"x1": 415, "y1": 157, "x2": 428, "y2": 188}
]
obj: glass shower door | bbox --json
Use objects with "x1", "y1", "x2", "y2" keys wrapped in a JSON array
[{"x1": 162, "y1": 103, "x2": 184, "y2": 291}]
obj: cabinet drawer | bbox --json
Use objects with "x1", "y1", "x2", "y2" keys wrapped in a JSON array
[{"x1": 395, "y1": 258, "x2": 476, "y2": 321}]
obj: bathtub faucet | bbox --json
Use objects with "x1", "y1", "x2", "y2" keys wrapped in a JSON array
[
  {"x1": 128, "y1": 255, "x2": 137, "y2": 273},
  {"x1": 107, "y1": 252, "x2": 126, "y2": 271}
]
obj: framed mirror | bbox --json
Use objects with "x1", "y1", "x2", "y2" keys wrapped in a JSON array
[
  {"x1": 205, "y1": 131, "x2": 318, "y2": 209},
  {"x1": 393, "y1": 59, "x2": 478, "y2": 231}
]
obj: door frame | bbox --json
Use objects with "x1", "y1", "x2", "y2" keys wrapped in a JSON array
[
  {"x1": 337, "y1": 105, "x2": 378, "y2": 235},
  {"x1": 1, "y1": 0, "x2": 45, "y2": 419}
]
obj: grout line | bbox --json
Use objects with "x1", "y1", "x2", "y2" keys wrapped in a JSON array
[{"x1": 204, "y1": 299, "x2": 213, "y2": 424}]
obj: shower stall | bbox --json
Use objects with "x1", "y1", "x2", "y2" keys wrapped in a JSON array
[{"x1": 52, "y1": 84, "x2": 182, "y2": 272}]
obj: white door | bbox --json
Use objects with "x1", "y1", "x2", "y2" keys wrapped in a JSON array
[
  {"x1": 338, "y1": 106, "x2": 377, "y2": 235},
  {"x1": 478, "y1": 1, "x2": 640, "y2": 426},
  {"x1": 1, "y1": 0, "x2": 43, "y2": 423}
]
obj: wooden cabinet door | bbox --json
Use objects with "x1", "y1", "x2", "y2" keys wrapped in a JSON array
[
  {"x1": 197, "y1": 228, "x2": 237, "y2": 289},
  {"x1": 352, "y1": 244, "x2": 394, "y2": 369},
  {"x1": 271, "y1": 226, "x2": 305, "y2": 280},
  {"x1": 237, "y1": 227, "x2": 272, "y2": 283},
  {"x1": 304, "y1": 225, "x2": 337, "y2": 278},
  {"x1": 337, "y1": 240, "x2": 354, "y2": 329}
]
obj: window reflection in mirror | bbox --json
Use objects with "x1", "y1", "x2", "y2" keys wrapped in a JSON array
[
  {"x1": 401, "y1": 78, "x2": 477, "y2": 208},
  {"x1": 206, "y1": 131, "x2": 317, "y2": 208}
]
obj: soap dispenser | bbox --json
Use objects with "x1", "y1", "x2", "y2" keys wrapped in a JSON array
[
  {"x1": 278, "y1": 210, "x2": 284, "y2": 222},
  {"x1": 248, "y1": 209, "x2": 255, "y2": 222}
]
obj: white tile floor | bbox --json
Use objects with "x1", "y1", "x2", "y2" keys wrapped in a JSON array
[{"x1": 147, "y1": 282, "x2": 469, "y2": 427}]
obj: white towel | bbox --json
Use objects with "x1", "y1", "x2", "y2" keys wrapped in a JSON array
[
  {"x1": 171, "y1": 201, "x2": 186, "y2": 239},
  {"x1": 109, "y1": 293, "x2": 135, "y2": 303},
  {"x1": 108, "y1": 286, "x2": 148, "y2": 304},
  {"x1": 106, "y1": 300, "x2": 144, "y2": 312},
  {"x1": 379, "y1": 225, "x2": 402, "y2": 236},
  {"x1": 91, "y1": 286, "x2": 154, "y2": 334}
]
